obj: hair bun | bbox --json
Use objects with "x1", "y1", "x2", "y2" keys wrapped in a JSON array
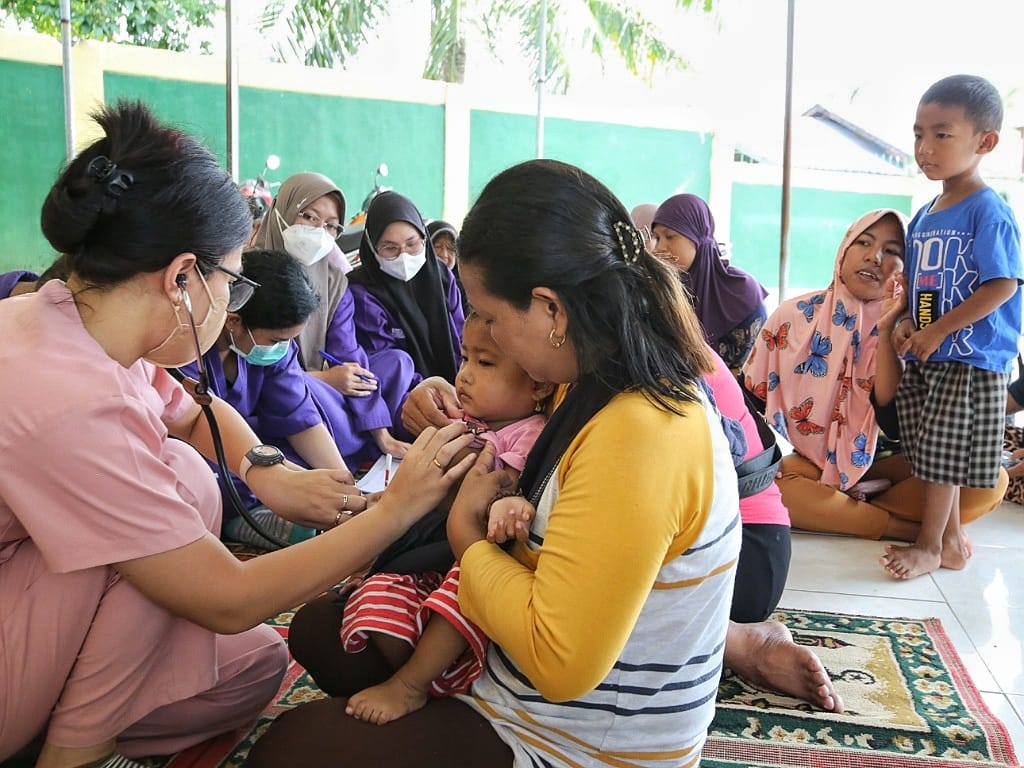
[{"x1": 40, "y1": 174, "x2": 105, "y2": 256}]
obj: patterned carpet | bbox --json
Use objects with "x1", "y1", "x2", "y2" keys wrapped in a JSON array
[
  {"x1": 154, "y1": 608, "x2": 1020, "y2": 768},
  {"x1": 706, "y1": 610, "x2": 1020, "y2": 767}
]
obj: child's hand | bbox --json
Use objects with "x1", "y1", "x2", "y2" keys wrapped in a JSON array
[
  {"x1": 486, "y1": 495, "x2": 535, "y2": 544},
  {"x1": 898, "y1": 325, "x2": 944, "y2": 362},
  {"x1": 878, "y1": 273, "x2": 907, "y2": 335},
  {"x1": 891, "y1": 318, "x2": 915, "y2": 349}
]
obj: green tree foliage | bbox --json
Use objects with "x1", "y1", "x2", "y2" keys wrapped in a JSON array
[
  {"x1": 0, "y1": 0, "x2": 218, "y2": 52},
  {"x1": 258, "y1": 0, "x2": 716, "y2": 92}
]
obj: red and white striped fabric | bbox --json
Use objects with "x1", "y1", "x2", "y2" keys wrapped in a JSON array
[{"x1": 340, "y1": 565, "x2": 489, "y2": 696}]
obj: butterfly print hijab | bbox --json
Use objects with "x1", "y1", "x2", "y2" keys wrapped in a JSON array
[{"x1": 742, "y1": 209, "x2": 908, "y2": 490}]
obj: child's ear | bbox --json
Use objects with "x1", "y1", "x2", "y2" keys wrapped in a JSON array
[{"x1": 977, "y1": 129, "x2": 999, "y2": 155}]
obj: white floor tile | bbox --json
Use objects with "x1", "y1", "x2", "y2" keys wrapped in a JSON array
[
  {"x1": 932, "y1": 545, "x2": 1024, "y2": 609},
  {"x1": 980, "y1": 691, "x2": 1024, "y2": 758},
  {"x1": 778, "y1": 588, "x2": 999, "y2": 693},
  {"x1": 948, "y1": 602, "x2": 1024, "y2": 696},
  {"x1": 1012, "y1": 693, "x2": 1024, "y2": 723},
  {"x1": 967, "y1": 502, "x2": 1024, "y2": 549},
  {"x1": 786, "y1": 532, "x2": 945, "y2": 601}
]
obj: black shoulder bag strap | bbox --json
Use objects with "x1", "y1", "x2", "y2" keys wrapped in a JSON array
[{"x1": 734, "y1": 378, "x2": 784, "y2": 499}]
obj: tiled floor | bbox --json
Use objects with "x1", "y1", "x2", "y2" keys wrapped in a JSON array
[{"x1": 781, "y1": 500, "x2": 1024, "y2": 755}]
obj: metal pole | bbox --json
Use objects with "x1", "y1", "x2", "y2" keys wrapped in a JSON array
[
  {"x1": 226, "y1": 0, "x2": 240, "y2": 180},
  {"x1": 535, "y1": 0, "x2": 546, "y2": 159},
  {"x1": 778, "y1": 0, "x2": 795, "y2": 302},
  {"x1": 60, "y1": 0, "x2": 75, "y2": 162}
]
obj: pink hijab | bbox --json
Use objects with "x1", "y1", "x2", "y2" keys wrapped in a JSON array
[{"x1": 742, "y1": 209, "x2": 908, "y2": 490}]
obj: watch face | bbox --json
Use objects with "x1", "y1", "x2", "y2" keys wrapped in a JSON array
[{"x1": 249, "y1": 444, "x2": 284, "y2": 465}]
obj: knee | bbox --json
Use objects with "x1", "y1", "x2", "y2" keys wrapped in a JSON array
[{"x1": 288, "y1": 593, "x2": 344, "y2": 670}]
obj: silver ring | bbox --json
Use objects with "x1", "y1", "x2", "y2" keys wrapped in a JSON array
[{"x1": 342, "y1": 494, "x2": 349, "y2": 510}]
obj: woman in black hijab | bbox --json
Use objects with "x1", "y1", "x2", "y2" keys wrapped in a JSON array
[{"x1": 347, "y1": 192, "x2": 465, "y2": 428}]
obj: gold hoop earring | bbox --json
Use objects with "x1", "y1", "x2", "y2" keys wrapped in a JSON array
[{"x1": 549, "y1": 328, "x2": 565, "y2": 348}]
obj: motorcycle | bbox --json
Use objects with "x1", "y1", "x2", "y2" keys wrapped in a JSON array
[
  {"x1": 338, "y1": 162, "x2": 391, "y2": 263},
  {"x1": 239, "y1": 154, "x2": 281, "y2": 230}
]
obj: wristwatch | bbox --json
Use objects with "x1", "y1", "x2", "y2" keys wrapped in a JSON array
[{"x1": 238, "y1": 444, "x2": 285, "y2": 481}]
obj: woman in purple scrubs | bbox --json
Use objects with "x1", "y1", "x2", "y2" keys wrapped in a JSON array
[{"x1": 180, "y1": 249, "x2": 353, "y2": 546}]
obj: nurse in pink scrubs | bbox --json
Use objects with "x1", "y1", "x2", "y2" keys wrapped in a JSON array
[{"x1": 0, "y1": 101, "x2": 476, "y2": 768}]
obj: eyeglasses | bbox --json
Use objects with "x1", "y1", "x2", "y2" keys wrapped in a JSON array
[
  {"x1": 215, "y1": 265, "x2": 261, "y2": 312},
  {"x1": 377, "y1": 235, "x2": 425, "y2": 261},
  {"x1": 178, "y1": 266, "x2": 261, "y2": 396},
  {"x1": 295, "y1": 209, "x2": 344, "y2": 240}
]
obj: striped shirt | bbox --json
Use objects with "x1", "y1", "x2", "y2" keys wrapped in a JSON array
[{"x1": 457, "y1": 390, "x2": 741, "y2": 767}]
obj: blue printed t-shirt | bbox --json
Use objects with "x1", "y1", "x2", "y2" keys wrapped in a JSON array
[{"x1": 905, "y1": 186, "x2": 1023, "y2": 373}]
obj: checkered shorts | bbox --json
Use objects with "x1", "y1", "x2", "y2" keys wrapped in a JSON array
[{"x1": 895, "y1": 361, "x2": 1008, "y2": 487}]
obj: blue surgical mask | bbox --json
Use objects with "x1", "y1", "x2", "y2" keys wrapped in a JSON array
[{"x1": 230, "y1": 328, "x2": 290, "y2": 367}]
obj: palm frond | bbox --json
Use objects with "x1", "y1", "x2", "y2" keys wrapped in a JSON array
[
  {"x1": 423, "y1": 0, "x2": 465, "y2": 82},
  {"x1": 582, "y1": 0, "x2": 684, "y2": 82}
]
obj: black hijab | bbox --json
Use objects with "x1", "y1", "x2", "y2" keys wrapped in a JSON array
[{"x1": 348, "y1": 191, "x2": 460, "y2": 383}]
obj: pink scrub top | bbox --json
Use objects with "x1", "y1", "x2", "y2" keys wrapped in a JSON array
[{"x1": 0, "y1": 280, "x2": 223, "y2": 709}]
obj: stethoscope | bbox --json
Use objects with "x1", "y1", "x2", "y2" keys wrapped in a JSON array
[{"x1": 169, "y1": 272, "x2": 293, "y2": 549}]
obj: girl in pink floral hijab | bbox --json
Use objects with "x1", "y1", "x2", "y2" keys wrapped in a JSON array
[{"x1": 743, "y1": 209, "x2": 908, "y2": 491}]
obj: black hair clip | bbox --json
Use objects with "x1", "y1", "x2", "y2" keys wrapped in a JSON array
[{"x1": 86, "y1": 155, "x2": 134, "y2": 199}]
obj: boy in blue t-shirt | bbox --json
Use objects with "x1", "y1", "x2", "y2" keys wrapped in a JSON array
[{"x1": 885, "y1": 74, "x2": 1023, "y2": 580}]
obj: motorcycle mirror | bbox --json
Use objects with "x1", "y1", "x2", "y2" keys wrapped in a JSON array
[
  {"x1": 265, "y1": 154, "x2": 281, "y2": 171},
  {"x1": 376, "y1": 163, "x2": 389, "y2": 178}
]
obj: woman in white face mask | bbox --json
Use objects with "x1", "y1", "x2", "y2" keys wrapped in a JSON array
[
  {"x1": 347, "y1": 191, "x2": 466, "y2": 425},
  {"x1": 253, "y1": 173, "x2": 412, "y2": 465}
]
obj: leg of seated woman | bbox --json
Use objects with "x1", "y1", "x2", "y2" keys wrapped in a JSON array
[
  {"x1": 244, "y1": 697, "x2": 512, "y2": 768},
  {"x1": 731, "y1": 523, "x2": 791, "y2": 623},
  {"x1": 868, "y1": 456, "x2": 1007, "y2": 529},
  {"x1": 117, "y1": 626, "x2": 287, "y2": 758},
  {"x1": 288, "y1": 592, "x2": 394, "y2": 697},
  {"x1": 0, "y1": 545, "x2": 107, "y2": 762},
  {"x1": 777, "y1": 453, "x2": 890, "y2": 539}
]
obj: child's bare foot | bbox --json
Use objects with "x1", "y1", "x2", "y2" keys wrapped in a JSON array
[
  {"x1": 961, "y1": 529, "x2": 973, "y2": 559},
  {"x1": 725, "y1": 620, "x2": 844, "y2": 712},
  {"x1": 938, "y1": 529, "x2": 970, "y2": 571},
  {"x1": 879, "y1": 542, "x2": 942, "y2": 579},
  {"x1": 345, "y1": 675, "x2": 429, "y2": 725}
]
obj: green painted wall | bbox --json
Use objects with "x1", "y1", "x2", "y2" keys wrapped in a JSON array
[
  {"x1": 1, "y1": 59, "x2": 68, "y2": 271},
  {"x1": 0, "y1": 56, "x2": 916, "y2": 295},
  {"x1": 104, "y1": 74, "x2": 446, "y2": 222},
  {"x1": 468, "y1": 110, "x2": 711, "y2": 212},
  {"x1": 730, "y1": 184, "x2": 913, "y2": 292}
]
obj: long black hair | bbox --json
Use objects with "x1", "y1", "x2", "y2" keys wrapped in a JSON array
[
  {"x1": 40, "y1": 100, "x2": 251, "y2": 286},
  {"x1": 458, "y1": 159, "x2": 711, "y2": 414}
]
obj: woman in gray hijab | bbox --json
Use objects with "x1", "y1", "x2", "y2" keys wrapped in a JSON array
[{"x1": 252, "y1": 173, "x2": 410, "y2": 465}]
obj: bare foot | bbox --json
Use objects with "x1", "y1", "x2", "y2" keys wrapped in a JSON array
[
  {"x1": 939, "y1": 529, "x2": 970, "y2": 571},
  {"x1": 345, "y1": 675, "x2": 429, "y2": 725},
  {"x1": 961, "y1": 529, "x2": 973, "y2": 559},
  {"x1": 879, "y1": 542, "x2": 942, "y2": 579},
  {"x1": 725, "y1": 620, "x2": 844, "y2": 713}
]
